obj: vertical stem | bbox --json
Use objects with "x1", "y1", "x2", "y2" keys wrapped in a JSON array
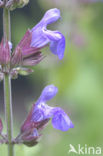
[
  {"x1": 3, "y1": 5, "x2": 11, "y2": 42},
  {"x1": 4, "y1": 74, "x2": 14, "y2": 156},
  {"x1": 3, "y1": 1, "x2": 14, "y2": 156}
]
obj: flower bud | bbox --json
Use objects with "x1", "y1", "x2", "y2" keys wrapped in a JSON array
[
  {"x1": 16, "y1": 0, "x2": 29, "y2": 8},
  {"x1": 0, "y1": 0, "x2": 4, "y2": 7},
  {"x1": 16, "y1": 67, "x2": 34, "y2": 76},
  {"x1": 6, "y1": 0, "x2": 29, "y2": 11},
  {"x1": 0, "y1": 39, "x2": 10, "y2": 66}
]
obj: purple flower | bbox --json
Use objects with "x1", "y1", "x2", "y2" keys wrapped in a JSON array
[
  {"x1": 21, "y1": 85, "x2": 74, "y2": 133},
  {"x1": 20, "y1": 85, "x2": 73, "y2": 146},
  {"x1": 11, "y1": 8, "x2": 65, "y2": 68},
  {"x1": 31, "y1": 8, "x2": 65, "y2": 60},
  {"x1": 31, "y1": 85, "x2": 74, "y2": 131}
]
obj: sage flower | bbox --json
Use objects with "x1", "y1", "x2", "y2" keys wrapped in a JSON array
[
  {"x1": 31, "y1": 8, "x2": 65, "y2": 60},
  {"x1": 12, "y1": 8, "x2": 65, "y2": 67},
  {"x1": 21, "y1": 85, "x2": 74, "y2": 136}
]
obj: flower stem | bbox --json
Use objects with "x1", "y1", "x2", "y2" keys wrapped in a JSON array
[
  {"x1": 3, "y1": 1, "x2": 14, "y2": 156},
  {"x1": 3, "y1": 5, "x2": 11, "y2": 42},
  {"x1": 4, "y1": 74, "x2": 14, "y2": 156}
]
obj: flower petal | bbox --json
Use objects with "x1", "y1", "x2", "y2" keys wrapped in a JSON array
[
  {"x1": 31, "y1": 8, "x2": 61, "y2": 48},
  {"x1": 32, "y1": 8, "x2": 60, "y2": 31},
  {"x1": 43, "y1": 30, "x2": 65, "y2": 59},
  {"x1": 50, "y1": 34, "x2": 65, "y2": 59},
  {"x1": 31, "y1": 28, "x2": 49, "y2": 48},
  {"x1": 40, "y1": 8, "x2": 61, "y2": 25},
  {"x1": 37, "y1": 84, "x2": 58, "y2": 103},
  {"x1": 32, "y1": 102, "x2": 54, "y2": 121},
  {"x1": 30, "y1": 8, "x2": 65, "y2": 59},
  {"x1": 52, "y1": 109, "x2": 74, "y2": 131},
  {"x1": 32, "y1": 109, "x2": 44, "y2": 122}
]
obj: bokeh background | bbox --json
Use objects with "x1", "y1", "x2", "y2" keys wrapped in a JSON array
[{"x1": 0, "y1": 0, "x2": 103, "y2": 156}]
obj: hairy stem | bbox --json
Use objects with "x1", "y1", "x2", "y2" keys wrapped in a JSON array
[{"x1": 3, "y1": 1, "x2": 14, "y2": 156}]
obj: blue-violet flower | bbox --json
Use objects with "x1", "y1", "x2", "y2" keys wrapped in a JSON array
[
  {"x1": 21, "y1": 85, "x2": 74, "y2": 134},
  {"x1": 12, "y1": 8, "x2": 65, "y2": 67},
  {"x1": 31, "y1": 8, "x2": 65, "y2": 60}
]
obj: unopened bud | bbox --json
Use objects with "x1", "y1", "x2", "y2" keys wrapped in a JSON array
[
  {"x1": 6, "y1": 0, "x2": 17, "y2": 10},
  {"x1": 10, "y1": 67, "x2": 33, "y2": 79},
  {"x1": 17, "y1": 67, "x2": 34, "y2": 76},
  {"x1": 6, "y1": 0, "x2": 29, "y2": 11},
  {"x1": 0, "y1": 0, "x2": 4, "y2": 7},
  {"x1": 17, "y1": 0, "x2": 29, "y2": 8},
  {"x1": 0, "y1": 39, "x2": 10, "y2": 66}
]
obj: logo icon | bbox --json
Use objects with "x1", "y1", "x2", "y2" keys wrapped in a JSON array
[
  {"x1": 68, "y1": 144, "x2": 102, "y2": 155},
  {"x1": 68, "y1": 144, "x2": 78, "y2": 154}
]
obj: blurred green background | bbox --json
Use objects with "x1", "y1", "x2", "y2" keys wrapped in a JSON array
[{"x1": 0, "y1": 0, "x2": 103, "y2": 156}]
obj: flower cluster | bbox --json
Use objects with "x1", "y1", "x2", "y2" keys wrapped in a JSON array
[{"x1": 0, "y1": 7, "x2": 74, "y2": 147}]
